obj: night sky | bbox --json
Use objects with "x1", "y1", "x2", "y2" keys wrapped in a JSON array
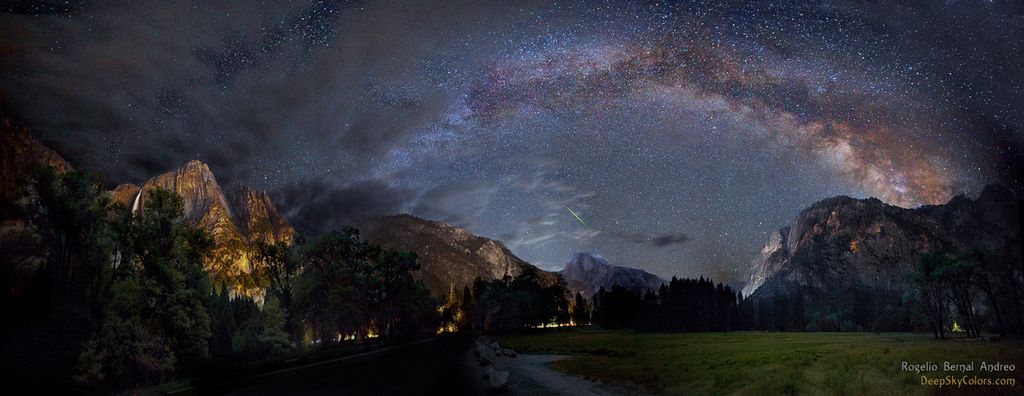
[{"x1": 2, "y1": 1, "x2": 1022, "y2": 280}]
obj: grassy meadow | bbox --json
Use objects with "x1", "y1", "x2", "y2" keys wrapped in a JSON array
[{"x1": 500, "y1": 330, "x2": 1024, "y2": 395}]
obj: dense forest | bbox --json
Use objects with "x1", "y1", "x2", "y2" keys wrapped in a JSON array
[
  {"x1": 0, "y1": 167, "x2": 443, "y2": 392},
  {"x1": 584, "y1": 278, "x2": 747, "y2": 332},
  {"x1": 584, "y1": 248, "x2": 1024, "y2": 339}
]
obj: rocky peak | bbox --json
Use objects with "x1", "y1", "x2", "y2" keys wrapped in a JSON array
[
  {"x1": 563, "y1": 252, "x2": 614, "y2": 279},
  {"x1": 561, "y1": 252, "x2": 664, "y2": 299},
  {"x1": 230, "y1": 186, "x2": 295, "y2": 244},
  {"x1": 139, "y1": 159, "x2": 232, "y2": 226},
  {"x1": 110, "y1": 160, "x2": 295, "y2": 297}
]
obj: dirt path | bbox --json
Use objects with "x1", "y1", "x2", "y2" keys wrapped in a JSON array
[
  {"x1": 448, "y1": 337, "x2": 625, "y2": 396},
  {"x1": 500, "y1": 354, "x2": 622, "y2": 396}
]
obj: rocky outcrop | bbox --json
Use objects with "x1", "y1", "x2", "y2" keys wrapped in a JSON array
[
  {"x1": 111, "y1": 184, "x2": 142, "y2": 211},
  {"x1": 360, "y1": 214, "x2": 559, "y2": 296},
  {"x1": 561, "y1": 252, "x2": 664, "y2": 299},
  {"x1": 230, "y1": 187, "x2": 295, "y2": 245},
  {"x1": 113, "y1": 160, "x2": 294, "y2": 295},
  {"x1": 743, "y1": 185, "x2": 1021, "y2": 298}
]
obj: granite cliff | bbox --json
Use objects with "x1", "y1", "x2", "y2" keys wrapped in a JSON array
[
  {"x1": 744, "y1": 185, "x2": 1021, "y2": 299},
  {"x1": 113, "y1": 160, "x2": 294, "y2": 292},
  {"x1": 561, "y1": 252, "x2": 664, "y2": 298}
]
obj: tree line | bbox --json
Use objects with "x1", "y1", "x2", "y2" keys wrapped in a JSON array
[
  {"x1": 435, "y1": 266, "x2": 572, "y2": 333},
  {"x1": 744, "y1": 246, "x2": 1024, "y2": 337},
  {"x1": 0, "y1": 167, "x2": 439, "y2": 392},
  {"x1": 573, "y1": 243, "x2": 1023, "y2": 338},
  {"x1": 903, "y1": 249, "x2": 1024, "y2": 339},
  {"x1": 577, "y1": 277, "x2": 747, "y2": 332}
]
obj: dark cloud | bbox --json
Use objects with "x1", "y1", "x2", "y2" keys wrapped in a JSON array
[
  {"x1": 608, "y1": 231, "x2": 691, "y2": 249},
  {"x1": 651, "y1": 233, "x2": 692, "y2": 248},
  {"x1": 271, "y1": 178, "x2": 501, "y2": 237},
  {"x1": 271, "y1": 179, "x2": 414, "y2": 235},
  {"x1": 0, "y1": 0, "x2": 509, "y2": 187}
]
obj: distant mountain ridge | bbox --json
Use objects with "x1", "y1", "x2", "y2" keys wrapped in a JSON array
[
  {"x1": 360, "y1": 214, "x2": 560, "y2": 296},
  {"x1": 561, "y1": 252, "x2": 664, "y2": 298},
  {"x1": 744, "y1": 185, "x2": 1021, "y2": 298}
]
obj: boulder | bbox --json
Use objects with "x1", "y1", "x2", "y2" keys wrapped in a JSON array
[{"x1": 487, "y1": 367, "x2": 509, "y2": 390}]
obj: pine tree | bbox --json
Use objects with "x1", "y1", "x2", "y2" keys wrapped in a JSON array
[
  {"x1": 258, "y1": 295, "x2": 292, "y2": 355},
  {"x1": 571, "y1": 292, "x2": 589, "y2": 325}
]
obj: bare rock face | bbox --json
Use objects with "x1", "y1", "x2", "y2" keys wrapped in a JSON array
[
  {"x1": 113, "y1": 160, "x2": 249, "y2": 277},
  {"x1": 561, "y1": 252, "x2": 664, "y2": 299},
  {"x1": 139, "y1": 160, "x2": 235, "y2": 229},
  {"x1": 112, "y1": 160, "x2": 293, "y2": 296},
  {"x1": 111, "y1": 184, "x2": 142, "y2": 211},
  {"x1": 744, "y1": 185, "x2": 1021, "y2": 299},
  {"x1": 742, "y1": 227, "x2": 793, "y2": 297},
  {"x1": 230, "y1": 187, "x2": 295, "y2": 245},
  {"x1": 361, "y1": 214, "x2": 559, "y2": 296}
]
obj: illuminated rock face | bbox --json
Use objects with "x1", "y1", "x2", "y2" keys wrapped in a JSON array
[
  {"x1": 361, "y1": 214, "x2": 559, "y2": 297},
  {"x1": 561, "y1": 252, "x2": 664, "y2": 299},
  {"x1": 112, "y1": 184, "x2": 142, "y2": 211},
  {"x1": 230, "y1": 187, "x2": 295, "y2": 245},
  {"x1": 113, "y1": 160, "x2": 294, "y2": 294},
  {"x1": 743, "y1": 185, "x2": 1021, "y2": 298}
]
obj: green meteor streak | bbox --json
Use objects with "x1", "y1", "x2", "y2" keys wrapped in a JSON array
[{"x1": 566, "y1": 207, "x2": 587, "y2": 227}]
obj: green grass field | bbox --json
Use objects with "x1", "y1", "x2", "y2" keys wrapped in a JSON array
[{"x1": 500, "y1": 330, "x2": 1024, "y2": 395}]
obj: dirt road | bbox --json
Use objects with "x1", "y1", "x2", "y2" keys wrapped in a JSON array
[{"x1": 436, "y1": 338, "x2": 624, "y2": 396}]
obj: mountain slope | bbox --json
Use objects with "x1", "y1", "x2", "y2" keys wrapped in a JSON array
[
  {"x1": 743, "y1": 185, "x2": 1021, "y2": 298},
  {"x1": 1, "y1": 117, "x2": 72, "y2": 200},
  {"x1": 360, "y1": 214, "x2": 559, "y2": 296},
  {"x1": 113, "y1": 160, "x2": 294, "y2": 289},
  {"x1": 561, "y1": 252, "x2": 664, "y2": 298},
  {"x1": 1, "y1": 118, "x2": 75, "y2": 294}
]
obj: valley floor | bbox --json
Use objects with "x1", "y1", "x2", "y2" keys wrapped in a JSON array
[{"x1": 500, "y1": 329, "x2": 1024, "y2": 396}]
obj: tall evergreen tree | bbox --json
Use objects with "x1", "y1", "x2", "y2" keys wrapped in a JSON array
[{"x1": 258, "y1": 295, "x2": 291, "y2": 355}]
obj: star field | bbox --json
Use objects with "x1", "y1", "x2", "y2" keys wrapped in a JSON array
[{"x1": 1, "y1": 0, "x2": 1021, "y2": 280}]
